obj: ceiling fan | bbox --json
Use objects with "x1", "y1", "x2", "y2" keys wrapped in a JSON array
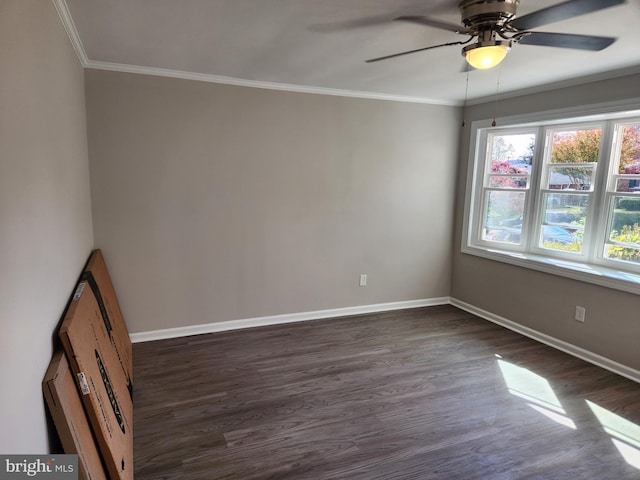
[{"x1": 366, "y1": 0, "x2": 625, "y2": 69}]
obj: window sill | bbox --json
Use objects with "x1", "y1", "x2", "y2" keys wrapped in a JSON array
[{"x1": 462, "y1": 245, "x2": 640, "y2": 296}]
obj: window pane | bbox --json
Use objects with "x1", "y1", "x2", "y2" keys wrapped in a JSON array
[
  {"x1": 617, "y1": 124, "x2": 640, "y2": 175},
  {"x1": 482, "y1": 190, "x2": 525, "y2": 244},
  {"x1": 540, "y1": 193, "x2": 586, "y2": 252},
  {"x1": 550, "y1": 128, "x2": 601, "y2": 164},
  {"x1": 615, "y1": 178, "x2": 640, "y2": 193},
  {"x1": 547, "y1": 165, "x2": 595, "y2": 190},
  {"x1": 604, "y1": 197, "x2": 640, "y2": 264},
  {"x1": 489, "y1": 133, "x2": 535, "y2": 171},
  {"x1": 488, "y1": 176, "x2": 528, "y2": 188}
]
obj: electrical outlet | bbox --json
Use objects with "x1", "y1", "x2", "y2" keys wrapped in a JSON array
[
  {"x1": 575, "y1": 306, "x2": 586, "y2": 322},
  {"x1": 359, "y1": 274, "x2": 367, "y2": 287}
]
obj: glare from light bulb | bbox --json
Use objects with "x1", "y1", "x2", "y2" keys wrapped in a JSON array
[{"x1": 465, "y1": 44, "x2": 510, "y2": 70}]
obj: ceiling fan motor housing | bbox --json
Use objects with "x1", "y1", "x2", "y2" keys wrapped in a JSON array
[{"x1": 458, "y1": 0, "x2": 519, "y2": 30}]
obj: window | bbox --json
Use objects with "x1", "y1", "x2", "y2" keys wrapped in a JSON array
[{"x1": 463, "y1": 108, "x2": 640, "y2": 294}]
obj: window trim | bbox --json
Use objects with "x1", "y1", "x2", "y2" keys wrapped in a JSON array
[
  {"x1": 461, "y1": 99, "x2": 640, "y2": 296},
  {"x1": 529, "y1": 121, "x2": 606, "y2": 262}
]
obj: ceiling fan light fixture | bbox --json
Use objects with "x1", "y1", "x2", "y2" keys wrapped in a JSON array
[{"x1": 463, "y1": 40, "x2": 511, "y2": 70}]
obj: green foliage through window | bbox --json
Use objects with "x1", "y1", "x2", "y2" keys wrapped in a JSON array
[{"x1": 607, "y1": 224, "x2": 640, "y2": 263}]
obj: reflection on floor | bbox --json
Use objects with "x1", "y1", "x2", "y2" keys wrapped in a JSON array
[
  {"x1": 498, "y1": 355, "x2": 640, "y2": 470},
  {"x1": 587, "y1": 400, "x2": 640, "y2": 469}
]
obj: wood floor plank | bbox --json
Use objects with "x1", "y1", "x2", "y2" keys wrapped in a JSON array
[{"x1": 134, "y1": 305, "x2": 640, "y2": 479}]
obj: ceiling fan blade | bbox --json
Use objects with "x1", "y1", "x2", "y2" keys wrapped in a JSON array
[
  {"x1": 394, "y1": 16, "x2": 473, "y2": 35},
  {"x1": 309, "y1": 2, "x2": 459, "y2": 33},
  {"x1": 518, "y1": 32, "x2": 617, "y2": 50},
  {"x1": 309, "y1": 14, "x2": 396, "y2": 33},
  {"x1": 366, "y1": 40, "x2": 468, "y2": 63},
  {"x1": 509, "y1": 0, "x2": 626, "y2": 31}
]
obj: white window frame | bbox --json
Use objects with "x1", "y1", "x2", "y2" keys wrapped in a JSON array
[
  {"x1": 462, "y1": 101, "x2": 640, "y2": 296},
  {"x1": 471, "y1": 126, "x2": 537, "y2": 253},
  {"x1": 529, "y1": 121, "x2": 607, "y2": 262}
]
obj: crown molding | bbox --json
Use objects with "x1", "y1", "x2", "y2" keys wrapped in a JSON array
[
  {"x1": 50, "y1": 0, "x2": 640, "y2": 109},
  {"x1": 52, "y1": 0, "x2": 88, "y2": 65},
  {"x1": 83, "y1": 60, "x2": 460, "y2": 106},
  {"x1": 466, "y1": 64, "x2": 640, "y2": 107},
  {"x1": 51, "y1": 0, "x2": 459, "y2": 106}
]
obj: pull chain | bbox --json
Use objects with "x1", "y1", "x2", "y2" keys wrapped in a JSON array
[
  {"x1": 462, "y1": 65, "x2": 470, "y2": 127},
  {"x1": 492, "y1": 63, "x2": 502, "y2": 127}
]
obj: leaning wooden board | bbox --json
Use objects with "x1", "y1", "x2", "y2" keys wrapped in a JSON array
[
  {"x1": 83, "y1": 249, "x2": 133, "y2": 397},
  {"x1": 43, "y1": 350, "x2": 108, "y2": 480},
  {"x1": 59, "y1": 251, "x2": 133, "y2": 480}
]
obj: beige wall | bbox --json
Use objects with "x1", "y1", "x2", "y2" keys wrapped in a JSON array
[
  {"x1": 452, "y1": 73, "x2": 640, "y2": 370},
  {"x1": 85, "y1": 70, "x2": 460, "y2": 333},
  {"x1": 5, "y1": 2, "x2": 635, "y2": 456},
  {"x1": 0, "y1": 1, "x2": 93, "y2": 452}
]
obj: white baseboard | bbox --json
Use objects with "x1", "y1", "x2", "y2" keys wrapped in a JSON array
[
  {"x1": 129, "y1": 297, "x2": 450, "y2": 343},
  {"x1": 129, "y1": 295, "x2": 639, "y2": 384},
  {"x1": 450, "y1": 297, "x2": 640, "y2": 384}
]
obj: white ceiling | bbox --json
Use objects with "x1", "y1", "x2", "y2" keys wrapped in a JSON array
[{"x1": 59, "y1": 0, "x2": 640, "y2": 105}]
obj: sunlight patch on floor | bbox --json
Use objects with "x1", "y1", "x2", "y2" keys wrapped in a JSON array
[
  {"x1": 497, "y1": 358, "x2": 579, "y2": 431},
  {"x1": 611, "y1": 439, "x2": 640, "y2": 470},
  {"x1": 527, "y1": 403, "x2": 577, "y2": 430},
  {"x1": 586, "y1": 400, "x2": 640, "y2": 470},
  {"x1": 497, "y1": 359, "x2": 565, "y2": 414}
]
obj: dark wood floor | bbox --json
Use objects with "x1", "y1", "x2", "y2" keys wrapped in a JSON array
[{"x1": 133, "y1": 305, "x2": 640, "y2": 479}]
